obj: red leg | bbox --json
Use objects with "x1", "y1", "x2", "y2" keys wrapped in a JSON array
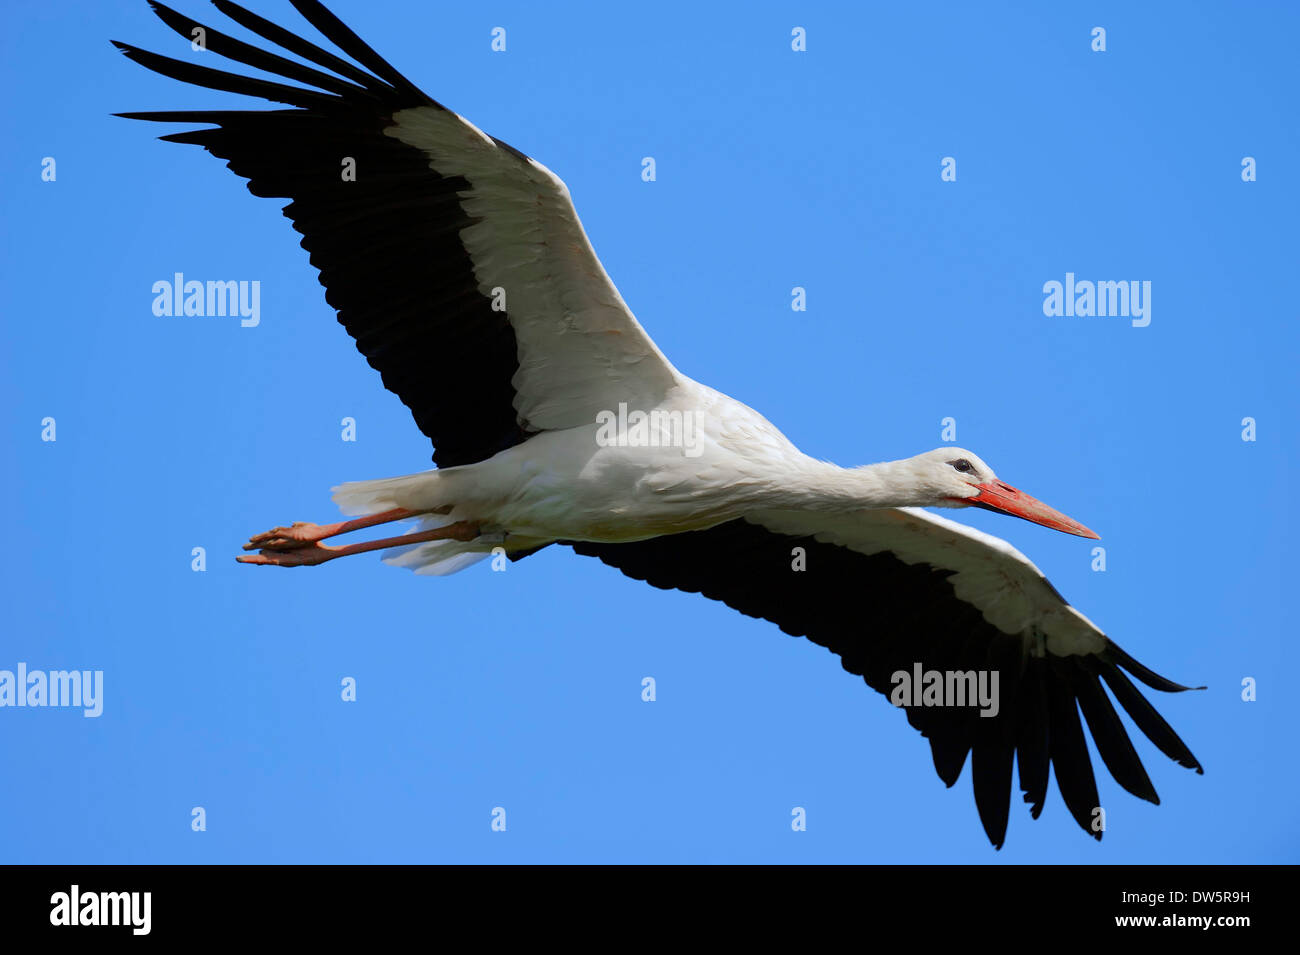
[
  {"x1": 243, "y1": 507, "x2": 423, "y2": 551},
  {"x1": 237, "y1": 521, "x2": 480, "y2": 567}
]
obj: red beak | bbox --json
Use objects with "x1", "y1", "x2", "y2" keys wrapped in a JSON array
[{"x1": 955, "y1": 481, "x2": 1099, "y2": 539}]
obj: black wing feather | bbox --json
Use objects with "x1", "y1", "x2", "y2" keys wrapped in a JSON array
[
  {"x1": 1015, "y1": 659, "x2": 1051, "y2": 818},
  {"x1": 146, "y1": 2, "x2": 372, "y2": 99},
  {"x1": 211, "y1": 0, "x2": 385, "y2": 89},
  {"x1": 1045, "y1": 658, "x2": 1103, "y2": 840},
  {"x1": 1072, "y1": 665, "x2": 1160, "y2": 804}
]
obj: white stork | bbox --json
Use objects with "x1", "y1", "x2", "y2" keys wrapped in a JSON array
[{"x1": 117, "y1": 0, "x2": 1202, "y2": 847}]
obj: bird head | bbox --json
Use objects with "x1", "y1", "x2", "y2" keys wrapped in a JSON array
[{"x1": 908, "y1": 447, "x2": 1099, "y2": 539}]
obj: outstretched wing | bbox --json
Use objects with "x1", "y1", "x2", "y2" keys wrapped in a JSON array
[
  {"x1": 571, "y1": 507, "x2": 1203, "y2": 847},
  {"x1": 116, "y1": 0, "x2": 682, "y2": 467}
]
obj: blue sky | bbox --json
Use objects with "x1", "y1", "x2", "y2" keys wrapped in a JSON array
[{"x1": 1, "y1": 0, "x2": 1296, "y2": 863}]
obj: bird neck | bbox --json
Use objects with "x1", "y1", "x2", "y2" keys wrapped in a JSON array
[{"x1": 773, "y1": 457, "x2": 930, "y2": 513}]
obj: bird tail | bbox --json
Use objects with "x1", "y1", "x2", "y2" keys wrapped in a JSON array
[
  {"x1": 329, "y1": 470, "x2": 500, "y2": 575},
  {"x1": 330, "y1": 469, "x2": 462, "y2": 517}
]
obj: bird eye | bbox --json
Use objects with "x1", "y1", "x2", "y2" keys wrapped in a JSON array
[{"x1": 949, "y1": 458, "x2": 974, "y2": 474}]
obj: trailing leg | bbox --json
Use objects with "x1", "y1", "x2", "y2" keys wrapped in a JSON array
[{"x1": 237, "y1": 520, "x2": 480, "y2": 567}]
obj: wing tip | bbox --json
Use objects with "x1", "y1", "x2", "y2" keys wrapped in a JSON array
[{"x1": 1105, "y1": 640, "x2": 1203, "y2": 693}]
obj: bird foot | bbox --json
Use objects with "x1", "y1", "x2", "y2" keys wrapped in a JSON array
[
  {"x1": 243, "y1": 521, "x2": 338, "y2": 551},
  {"x1": 236, "y1": 542, "x2": 338, "y2": 566}
]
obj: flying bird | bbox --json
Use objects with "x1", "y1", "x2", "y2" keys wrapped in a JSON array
[{"x1": 116, "y1": 0, "x2": 1203, "y2": 847}]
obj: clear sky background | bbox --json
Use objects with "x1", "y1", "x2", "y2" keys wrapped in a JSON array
[{"x1": 1, "y1": 0, "x2": 1296, "y2": 863}]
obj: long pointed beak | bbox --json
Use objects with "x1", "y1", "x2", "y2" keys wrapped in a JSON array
[{"x1": 959, "y1": 481, "x2": 1100, "y2": 539}]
